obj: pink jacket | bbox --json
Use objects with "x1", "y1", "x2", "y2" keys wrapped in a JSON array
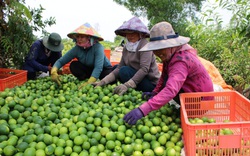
[{"x1": 139, "y1": 45, "x2": 213, "y2": 116}]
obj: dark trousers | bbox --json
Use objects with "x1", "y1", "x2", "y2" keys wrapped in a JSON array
[
  {"x1": 27, "y1": 72, "x2": 37, "y2": 80},
  {"x1": 69, "y1": 61, "x2": 115, "y2": 81},
  {"x1": 118, "y1": 66, "x2": 156, "y2": 92}
]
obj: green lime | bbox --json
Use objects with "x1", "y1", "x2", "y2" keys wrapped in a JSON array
[
  {"x1": 154, "y1": 146, "x2": 164, "y2": 156},
  {"x1": 106, "y1": 131, "x2": 116, "y2": 141},
  {"x1": 0, "y1": 97, "x2": 5, "y2": 105},
  {"x1": 64, "y1": 146, "x2": 73, "y2": 155},
  {"x1": 143, "y1": 133, "x2": 152, "y2": 142},
  {"x1": 89, "y1": 145, "x2": 99, "y2": 154},
  {"x1": 166, "y1": 147, "x2": 176, "y2": 156},
  {"x1": 89, "y1": 138, "x2": 98, "y2": 146},
  {"x1": 54, "y1": 146, "x2": 64, "y2": 155},
  {"x1": 50, "y1": 128, "x2": 59, "y2": 137},
  {"x1": 13, "y1": 127, "x2": 25, "y2": 137},
  {"x1": 82, "y1": 141, "x2": 90, "y2": 150},
  {"x1": 47, "y1": 112, "x2": 58, "y2": 121},
  {"x1": 106, "y1": 140, "x2": 115, "y2": 150},
  {"x1": 45, "y1": 145, "x2": 55, "y2": 155},
  {"x1": 133, "y1": 151, "x2": 143, "y2": 156},
  {"x1": 0, "y1": 135, "x2": 8, "y2": 142},
  {"x1": 57, "y1": 138, "x2": 66, "y2": 147},
  {"x1": 0, "y1": 124, "x2": 9, "y2": 135},
  {"x1": 7, "y1": 135, "x2": 18, "y2": 146},
  {"x1": 166, "y1": 141, "x2": 175, "y2": 149},
  {"x1": 73, "y1": 145, "x2": 82, "y2": 153},
  {"x1": 116, "y1": 132, "x2": 125, "y2": 142},
  {"x1": 92, "y1": 132, "x2": 102, "y2": 141},
  {"x1": 74, "y1": 136, "x2": 84, "y2": 145},
  {"x1": 23, "y1": 147, "x2": 36, "y2": 156},
  {"x1": 10, "y1": 110, "x2": 20, "y2": 119},
  {"x1": 36, "y1": 97, "x2": 45, "y2": 105},
  {"x1": 133, "y1": 143, "x2": 143, "y2": 152},
  {"x1": 140, "y1": 126, "x2": 150, "y2": 134},
  {"x1": 3, "y1": 145, "x2": 16, "y2": 156},
  {"x1": 102, "y1": 96, "x2": 110, "y2": 103},
  {"x1": 43, "y1": 134, "x2": 53, "y2": 145},
  {"x1": 158, "y1": 135, "x2": 167, "y2": 145},
  {"x1": 35, "y1": 142, "x2": 46, "y2": 150},
  {"x1": 100, "y1": 127, "x2": 110, "y2": 136},
  {"x1": 123, "y1": 144, "x2": 133, "y2": 156},
  {"x1": 143, "y1": 149, "x2": 154, "y2": 156},
  {"x1": 35, "y1": 149, "x2": 45, "y2": 156},
  {"x1": 16, "y1": 142, "x2": 29, "y2": 152}
]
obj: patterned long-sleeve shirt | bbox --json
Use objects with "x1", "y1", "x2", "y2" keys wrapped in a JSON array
[{"x1": 139, "y1": 46, "x2": 213, "y2": 115}]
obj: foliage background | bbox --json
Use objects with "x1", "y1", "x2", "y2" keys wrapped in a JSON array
[{"x1": 0, "y1": 0, "x2": 249, "y2": 97}]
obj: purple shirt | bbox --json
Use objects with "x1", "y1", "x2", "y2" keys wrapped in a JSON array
[{"x1": 140, "y1": 47, "x2": 213, "y2": 115}]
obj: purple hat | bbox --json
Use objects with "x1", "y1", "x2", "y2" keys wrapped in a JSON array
[{"x1": 115, "y1": 17, "x2": 150, "y2": 37}]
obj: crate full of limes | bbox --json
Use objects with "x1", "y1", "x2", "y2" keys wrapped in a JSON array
[
  {"x1": 180, "y1": 91, "x2": 250, "y2": 156},
  {"x1": 0, "y1": 74, "x2": 183, "y2": 156}
]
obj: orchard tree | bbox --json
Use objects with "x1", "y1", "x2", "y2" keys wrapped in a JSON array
[
  {"x1": 113, "y1": 0, "x2": 205, "y2": 35},
  {"x1": 186, "y1": 0, "x2": 250, "y2": 94},
  {"x1": 0, "y1": 0, "x2": 56, "y2": 68},
  {"x1": 61, "y1": 39, "x2": 75, "y2": 55}
]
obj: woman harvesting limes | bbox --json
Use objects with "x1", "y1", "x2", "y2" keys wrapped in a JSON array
[
  {"x1": 94, "y1": 16, "x2": 160, "y2": 95},
  {"x1": 50, "y1": 23, "x2": 113, "y2": 87},
  {"x1": 124, "y1": 21, "x2": 213, "y2": 125}
]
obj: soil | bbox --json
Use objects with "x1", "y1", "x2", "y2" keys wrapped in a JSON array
[{"x1": 110, "y1": 50, "x2": 122, "y2": 63}]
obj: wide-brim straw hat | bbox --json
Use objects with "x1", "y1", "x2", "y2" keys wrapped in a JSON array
[
  {"x1": 43, "y1": 32, "x2": 64, "y2": 52},
  {"x1": 139, "y1": 22, "x2": 190, "y2": 51},
  {"x1": 67, "y1": 23, "x2": 104, "y2": 41},
  {"x1": 115, "y1": 16, "x2": 150, "y2": 37}
]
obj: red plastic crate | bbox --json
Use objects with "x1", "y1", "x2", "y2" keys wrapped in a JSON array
[
  {"x1": 0, "y1": 68, "x2": 27, "y2": 91},
  {"x1": 111, "y1": 62, "x2": 119, "y2": 66},
  {"x1": 104, "y1": 49, "x2": 111, "y2": 60},
  {"x1": 62, "y1": 58, "x2": 78, "y2": 74},
  {"x1": 180, "y1": 91, "x2": 250, "y2": 156}
]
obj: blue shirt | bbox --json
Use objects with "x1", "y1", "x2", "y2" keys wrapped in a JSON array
[
  {"x1": 53, "y1": 42, "x2": 111, "y2": 79},
  {"x1": 23, "y1": 40, "x2": 62, "y2": 72}
]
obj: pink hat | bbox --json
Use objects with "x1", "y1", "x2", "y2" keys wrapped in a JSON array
[{"x1": 67, "y1": 23, "x2": 104, "y2": 41}]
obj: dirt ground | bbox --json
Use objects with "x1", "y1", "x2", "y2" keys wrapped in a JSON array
[{"x1": 110, "y1": 50, "x2": 122, "y2": 63}]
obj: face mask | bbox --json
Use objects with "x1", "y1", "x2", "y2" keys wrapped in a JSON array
[
  {"x1": 76, "y1": 37, "x2": 97, "y2": 49},
  {"x1": 124, "y1": 38, "x2": 140, "y2": 52}
]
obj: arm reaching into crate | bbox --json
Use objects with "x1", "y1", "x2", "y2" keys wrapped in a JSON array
[{"x1": 123, "y1": 21, "x2": 214, "y2": 125}]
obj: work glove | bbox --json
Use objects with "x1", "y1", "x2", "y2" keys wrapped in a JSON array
[
  {"x1": 113, "y1": 84, "x2": 128, "y2": 95},
  {"x1": 113, "y1": 79, "x2": 136, "y2": 95},
  {"x1": 79, "y1": 76, "x2": 97, "y2": 89},
  {"x1": 123, "y1": 108, "x2": 144, "y2": 125},
  {"x1": 92, "y1": 73, "x2": 116, "y2": 87},
  {"x1": 51, "y1": 67, "x2": 62, "y2": 86},
  {"x1": 142, "y1": 92, "x2": 156, "y2": 100}
]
